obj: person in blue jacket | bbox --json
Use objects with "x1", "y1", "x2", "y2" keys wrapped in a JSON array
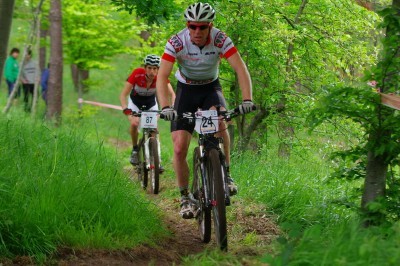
[{"x1": 41, "y1": 64, "x2": 49, "y2": 104}]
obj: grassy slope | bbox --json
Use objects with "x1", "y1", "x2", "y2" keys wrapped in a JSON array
[
  {"x1": 0, "y1": 116, "x2": 166, "y2": 262},
  {"x1": 0, "y1": 19, "x2": 167, "y2": 262}
]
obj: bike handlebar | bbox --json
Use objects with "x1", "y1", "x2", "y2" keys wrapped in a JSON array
[
  {"x1": 175, "y1": 105, "x2": 257, "y2": 122},
  {"x1": 130, "y1": 110, "x2": 162, "y2": 117},
  {"x1": 130, "y1": 105, "x2": 257, "y2": 120}
]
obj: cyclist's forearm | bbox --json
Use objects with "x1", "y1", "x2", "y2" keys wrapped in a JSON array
[
  {"x1": 157, "y1": 80, "x2": 170, "y2": 108},
  {"x1": 227, "y1": 53, "x2": 253, "y2": 101},
  {"x1": 157, "y1": 59, "x2": 174, "y2": 108},
  {"x1": 120, "y1": 82, "x2": 131, "y2": 109},
  {"x1": 167, "y1": 83, "x2": 176, "y2": 106},
  {"x1": 237, "y1": 68, "x2": 252, "y2": 101}
]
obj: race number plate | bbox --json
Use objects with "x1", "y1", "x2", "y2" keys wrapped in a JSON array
[
  {"x1": 140, "y1": 112, "x2": 158, "y2": 129},
  {"x1": 194, "y1": 110, "x2": 219, "y2": 134}
]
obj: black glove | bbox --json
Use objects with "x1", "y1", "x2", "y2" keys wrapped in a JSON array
[
  {"x1": 161, "y1": 106, "x2": 177, "y2": 121},
  {"x1": 238, "y1": 100, "x2": 255, "y2": 114},
  {"x1": 123, "y1": 108, "x2": 133, "y2": 116}
]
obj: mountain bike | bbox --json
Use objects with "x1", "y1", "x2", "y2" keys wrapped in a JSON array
[
  {"x1": 177, "y1": 107, "x2": 254, "y2": 251},
  {"x1": 132, "y1": 110, "x2": 162, "y2": 194}
]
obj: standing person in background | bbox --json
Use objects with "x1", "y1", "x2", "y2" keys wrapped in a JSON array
[
  {"x1": 41, "y1": 64, "x2": 50, "y2": 105},
  {"x1": 21, "y1": 50, "x2": 38, "y2": 112},
  {"x1": 157, "y1": 2, "x2": 254, "y2": 219},
  {"x1": 120, "y1": 55, "x2": 175, "y2": 169},
  {"x1": 4, "y1": 48, "x2": 20, "y2": 97}
]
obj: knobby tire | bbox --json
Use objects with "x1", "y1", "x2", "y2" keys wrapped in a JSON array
[
  {"x1": 192, "y1": 147, "x2": 211, "y2": 243},
  {"x1": 142, "y1": 143, "x2": 148, "y2": 189},
  {"x1": 208, "y1": 149, "x2": 228, "y2": 251},
  {"x1": 149, "y1": 137, "x2": 160, "y2": 194}
]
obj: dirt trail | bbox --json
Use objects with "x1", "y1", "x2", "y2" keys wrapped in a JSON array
[{"x1": 46, "y1": 166, "x2": 207, "y2": 266}]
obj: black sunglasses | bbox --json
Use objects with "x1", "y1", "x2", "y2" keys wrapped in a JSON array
[{"x1": 188, "y1": 24, "x2": 210, "y2": 30}]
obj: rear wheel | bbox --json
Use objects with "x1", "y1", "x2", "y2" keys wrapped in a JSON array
[
  {"x1": 192, "y1": 147, "x2": 211, "y2": 243},
  {"x1": 149, "y1": 138, "x2": 160, "y2": 194},
  {"x1": 208, "y1": 149, "x2": 228, "y2": 251}
]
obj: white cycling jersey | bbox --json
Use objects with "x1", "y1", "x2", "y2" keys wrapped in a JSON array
[{"x1": 162, "y1": 27, "x2": 237, "y2": 84}]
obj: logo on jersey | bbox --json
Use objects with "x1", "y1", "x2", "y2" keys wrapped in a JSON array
[
  {"x1": 214, "y1": 31, "x2": 228, "y2": 48},
  {"x1": 168, "y1": 35, "x2": 184, "y2": 53}
]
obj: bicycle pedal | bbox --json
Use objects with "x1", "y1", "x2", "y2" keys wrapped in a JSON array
[
  {"x1": 192, "y1": 206, "x2": 201, "y2": 218},
  {"x1": 225, "y1": 197, "x2": 231, "y2": 206}
]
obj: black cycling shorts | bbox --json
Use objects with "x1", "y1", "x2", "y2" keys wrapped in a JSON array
[
  {"x1": 129, "y1": 94, "x2": 157, "y2": 111},
  {"x1": 171, "y1": 79, "x2": 227, "y2": 133}
]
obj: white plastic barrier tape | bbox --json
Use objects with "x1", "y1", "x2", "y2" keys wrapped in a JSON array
[{"x1": 78, "y1": 98, "x2": 122, "y2": 110}]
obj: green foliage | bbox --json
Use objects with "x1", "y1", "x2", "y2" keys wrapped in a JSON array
[
  {"x1": 366, "y1": 7, "x2": 400, "y2": 93},
  {"x1": 110, "y1": 0, "x2": 179, "y2": 24},
  {"x1": 202, "y1": 0, "x2": 381, "y2": 148},
  {"x1": 0, "y1": 116, "x2": 165, "y2": 261},
  {"x1": 63, "y1": 0, "x2": 137, "y2": 70},
  {"x1": 308, "y1": 5, "x2": 400, "y2": 222},
  {"x1": 215, "y1": 0, "x2": 379, "y2": 105}
]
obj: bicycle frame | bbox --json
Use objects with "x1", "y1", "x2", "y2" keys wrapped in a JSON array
[
  {"x1": 178, "y1": 106, "x2": 256, "y2": 251},
  {"x1": 132, "y1": 109, "x2": 162, "y2": 193}
]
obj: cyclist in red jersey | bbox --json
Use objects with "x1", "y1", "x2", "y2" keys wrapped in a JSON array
[
  {"x1": 120, "y1": 55, "x2": 175, "y2": 166},
  {"x1": 157, "y1": 3, "x2": 254, "y2": 219}
]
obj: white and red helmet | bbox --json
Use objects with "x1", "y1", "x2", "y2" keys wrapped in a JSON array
[{"x1": 184, "y1": 2, "x2": 216, "y2": 22}]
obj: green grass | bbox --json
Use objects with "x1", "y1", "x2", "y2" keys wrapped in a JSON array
[
  {"x1": 263, "y1": 220, "x2": 400, "y2": 266},
  {"x1": 233, "y1": 145, "x2": 353, "y2": 227},
  {"x1": 0, "y1": 116, "x2": 166, "y2": 262}
]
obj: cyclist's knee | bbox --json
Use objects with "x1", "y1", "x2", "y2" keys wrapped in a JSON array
[
  {"x1": 129, "y1": 117, "x2": 139, "y2": 127},
  {"x1": 174, "y1": 143, "x2": 188, "y2": 159},
  {"x1": 209, "y1": 105, "x2": 226, "y2": 111},
  {"x1": 172, "y1": 133, "x2": 190, "y2": 159}
]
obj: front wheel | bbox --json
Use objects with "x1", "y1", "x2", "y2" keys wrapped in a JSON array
[
  {"x1": 141, "y1": 144, "x2": 148, "y2": 190},
  {"x1": 149, "y1": 137, "x2": 160, "y2": 194},
  {"x1": 192, "y1": 147, "x2": 211, "y2": 243},
  {"x1": 208, "y1": 149, "x2": 228, "y2": 251}
]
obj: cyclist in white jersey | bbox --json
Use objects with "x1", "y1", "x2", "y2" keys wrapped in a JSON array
[{"x1": 157, "y1": 2, "x2": 254, "y2": 219}]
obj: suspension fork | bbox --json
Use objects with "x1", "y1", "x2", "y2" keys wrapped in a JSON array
[
  {"x1": 217, "y1": 137, "x2": 230, "y2": 206},
  {"x1": 143, "y1": 130, "x2": 151, "y2": 169},
  {"x1": 199, "y1": 139, "x2": 212, "y2": 209}
]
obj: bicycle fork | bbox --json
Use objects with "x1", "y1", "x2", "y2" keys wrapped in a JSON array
[
  {"x1": 199, "y1": 144, "x2": 212, "y2": 210},
  {"x1": 218, "y1": 138, "x2": 231, "y2": 206},
  {"x1": 144, "y1": 135, "x2": 161, "y2": 170}
]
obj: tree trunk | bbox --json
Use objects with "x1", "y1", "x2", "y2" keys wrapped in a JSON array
[
  {"x1": 278, "y1": 0, "x2": 308, "y2": 158},
  {"x1": 77, "y1": 68, "x2": 83, "y2": 113},
  {"x1": 71, "y1": 64, "x2": 89, "y2": 92},
  {"x1": 238, "y1": 106, "x2": 269, "y2": 151},
  {"x1": 361, "y1": 0, "x2": 400, "y2": 226},
  {"x1": 140, "y1": 30, "x2": 156, "y2": 47},
  {"x1": 71, "y1": 64, "x2": 79, "y2": 90},
  {"x1": 46, "y1": 0, "x2": 63, "y2": 124},
  {"x1": 39, "y1": 26, "x2": 48, "y2": 72},
  {"x1": 0, "y1": 0, "x2": 16, "y2": 87},
  {"x1": 361, "y1": 150, "x2": 387, "y2": 225},
  {"x1": 79, "y1": 68, "x2": 89, "y2": 92},
  {"x1": 31, "y1": 16, "x2": 41, "y2": 117},
  {"x1": 354, "y1": 0, "x2": 374, "y2": 10}
]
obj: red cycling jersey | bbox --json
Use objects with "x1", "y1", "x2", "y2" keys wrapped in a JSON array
[{"x1": 127, "y1": 68, "x2": 157, "y2": 97}]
